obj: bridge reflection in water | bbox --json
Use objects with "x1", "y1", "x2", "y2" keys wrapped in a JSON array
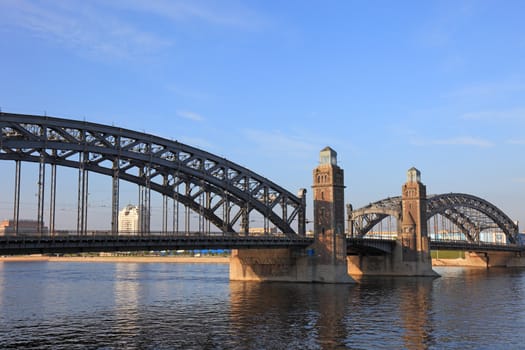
[{"x1": 229, "y1": 277, "x2": 435, "y2": 349}]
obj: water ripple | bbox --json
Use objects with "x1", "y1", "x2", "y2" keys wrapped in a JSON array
[{"x1": 1, "y1": 263, "x2": 525, "y2": 349}]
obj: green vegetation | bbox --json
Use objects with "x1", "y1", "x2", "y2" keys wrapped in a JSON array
[{"x1": 431, "y1": 250, "x2": 465, "y2": 259}]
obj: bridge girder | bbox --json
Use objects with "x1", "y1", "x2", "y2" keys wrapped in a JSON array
[
  {"x1": 350, "y1": 193, "x2": 519, "y2": 244},
  {"x1": 350, "y1": 197, "x2": 401, "y2": 236},
  {"x1": 427, "y1": 193, "x2": 519, "y2": 244},
  {"x1": 0, "y1": 113, "x2": 305, "y2": 237}
]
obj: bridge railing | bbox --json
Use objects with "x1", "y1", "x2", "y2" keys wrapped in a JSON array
[
  {"x1": 346, "y1": 233, "x2": 398, "y2": 240},
  {"x1": 0, "y1": 232, "x2": 314, "y2": 256},
  {"x1": 430, "y1": 238, "x2": 523, "y2": 251}
]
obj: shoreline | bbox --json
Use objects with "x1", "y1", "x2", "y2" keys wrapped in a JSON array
[
  {"x1": 0, "y1": 255, "x2": 230, "y2": 264},
  {"x1": 1, "y1": 256, "x2": 496, "y2": 267}
]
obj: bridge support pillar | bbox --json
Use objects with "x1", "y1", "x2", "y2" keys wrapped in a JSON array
[
  {"x1": 229, "y1": 248, "x2": 312, "y2": 282},
  {"x1": 347, "y1": 240, "x2": 437, "y2": 277},
  {"x1": 434, "y1": 251, "x2": 519, "y2": 268},
  {"x1": 348, "y1": 168, "x2": 438, "y2": 277},
  {"x1": 309, "y1": 231, "x2": 353, "y2": 283},
  {"x1": 229, "y1": 233, "x2": 354, "y2": 283}
]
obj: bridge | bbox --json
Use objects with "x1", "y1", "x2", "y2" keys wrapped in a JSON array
[
  {"x1": 1, "y1": 112, "x2": 523, "y2": 280},
  {"x1": 0, "y1": 112, "x2": 306, "y2": 238},
  {"x1": 350, "y1": 193, "x2": 520, "y2": 244},
  {"x1": 1, "y1": 232, "x2": 519, "y2": 256}
]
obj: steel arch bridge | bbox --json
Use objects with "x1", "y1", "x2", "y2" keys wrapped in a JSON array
[
  {"x1": 0, "y1": 113, "x2": 306, "y2": 237},
  {"x1": 350, "y1": 193, "x2": 520, "y2": 244}
]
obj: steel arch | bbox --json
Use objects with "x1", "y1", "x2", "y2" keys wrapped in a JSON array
[
  {"x1": 0, "y1": 113, "x2": 306, "y2": 236},
  {"x1": 427, "y1": 193, "x2": 519, "y2": 244},
  {"x1": 349, "y1": 197, "x2": 401, "y2": 237},
  {"x1": 350, "y1": 193, "x2": 519, "y2": 243}
]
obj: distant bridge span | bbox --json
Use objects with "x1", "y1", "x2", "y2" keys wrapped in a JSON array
[
  {"x1": 351, "y1": 193, "x2": 520, "y2": 244},
  {"x1": 0, "y1": 113, "x2": 306, "y2": 237}
]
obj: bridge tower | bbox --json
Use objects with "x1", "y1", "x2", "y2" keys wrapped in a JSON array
[
  {"x1": 229, "y1": 147, "x2": 353, "y2": 283},
  {"x1": 400, "y1": 168, "x2": 427, "y2": 257},
  {"x1": 347, "y1": 167, "x2": 437, "y2": 277},
  {"x1": 397, "y1": 167, "x2": 436, "y2": 275},
  {"x1": 313, "y1": 147, "x2": 345, "y2": 237},
  {"x1": 310, "y1": 147, "x2": 352, "y2": 282}
]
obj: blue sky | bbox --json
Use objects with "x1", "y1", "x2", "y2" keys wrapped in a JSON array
[{"x1": 0, "y1": 0, "x2": 524, "y2": 230}]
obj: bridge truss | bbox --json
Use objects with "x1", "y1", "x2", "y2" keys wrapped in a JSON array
[
  {"x1": 0, "y1": 113, "x2": 306, "y2": 237},
  {"x1": 350, "y1": 193, "x2": 520, "y2": 244}
]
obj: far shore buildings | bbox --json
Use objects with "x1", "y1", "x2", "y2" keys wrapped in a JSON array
[
  {"x1": 248, "y1": 227, "x2": 277, "y2": 235},
  {"x1": 118, "y1": 204, "x2": 142, "y2": 235},
  {"x1": 0, "y1": 219, "x2": 48, "y2": 236}
]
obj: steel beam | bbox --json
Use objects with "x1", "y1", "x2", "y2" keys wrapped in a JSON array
[
  {"x1": 111, "y1": 159, "x2": 119, "y2": 235},
  {"x1": 49, "y1": 163, "x2": 56, "y2": 235},
  {"x1": 13, "y1": 160, "x2": 21, "y2": 235},
  {"x1": 37, "y1": 155, "x2": 45, "y2": 235}
]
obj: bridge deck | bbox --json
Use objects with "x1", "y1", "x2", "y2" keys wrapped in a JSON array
[
  {"x1": 0, "y1": 235, "x2": 314, "y2": 255},
  {"x1": 430, "y1": 239, "x2": 522, "y2": 252},
  {"x1": 0, "y1": 235, "x2": 521, "y2": 256}
]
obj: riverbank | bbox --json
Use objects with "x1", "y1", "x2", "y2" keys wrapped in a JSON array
[
  {"x1": 0, "y1": 255, "x2": 230, "y2": 264},
  {"x1": 1, "y1": 255, "x2": 493, "y2": 267}
]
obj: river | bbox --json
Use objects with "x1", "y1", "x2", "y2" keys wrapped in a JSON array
[{"x1": 0, "y1": 262, "x2": 524, "y2": 349}]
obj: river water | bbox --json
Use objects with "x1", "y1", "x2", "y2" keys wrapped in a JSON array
[{"x1": 0, "y1": 262, "x2": 524, "y2": 349}]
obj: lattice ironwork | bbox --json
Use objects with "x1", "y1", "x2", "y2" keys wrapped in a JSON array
[
  {"x1": 349, "y1": 197, "x2": 401, "y2": 237},
  {"x1": 0, "y1": 113, "x2": 306, "y2": 237},
  {"x1": 350, "y1": 193, "x2": 519, "y2": 244}
]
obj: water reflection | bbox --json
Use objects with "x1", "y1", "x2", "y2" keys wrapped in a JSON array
[
  {"x1": 113, "y1": 263, "x2": 140, "y2": 337},
  {"x1": 1, "y1": 263, "x2": 525, "y2": 349},
  {"x1": 230, "y1": 282, "x2": 354, "y2": 348},
  {"x1": 341, "y1": 277, "x2": 435, "y2": 349}
]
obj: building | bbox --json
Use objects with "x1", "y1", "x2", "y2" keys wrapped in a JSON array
[
  {"x1": 118, "y1": 205, "x2": 141, "y2": 234},
  {"x1": 0, "y1": 219, "x2": 48, "y2": 236},
  {"x1": 248, "y1": 227, "x2": 278, "y2": 235}
]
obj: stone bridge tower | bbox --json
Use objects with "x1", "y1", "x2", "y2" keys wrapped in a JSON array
[
  {"x1": 230, "y1": 147, "x2": 353, "y2": 283},
  {"x1": 313, "y1": 147, "x2": 345, "y2": 237},
  {"x1": 399, "y1": 167, "x2": 435, "y2": 275},
  {"x1": 347, "y1": 167, "x2": 437, "y2": 277},
  {"x1": 311, "y1": 147, "x2": 351, "y2": 282},
  {"x1": 401, "y1": 167, "x2": 428, "y2": 257}
]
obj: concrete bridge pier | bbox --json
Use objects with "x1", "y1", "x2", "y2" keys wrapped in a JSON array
[
  {"x1": 347, "y1": 237, "x2": 437, "y2": 277},
  {"x1": 229, "y1": 231, "x2": 353, "y2": 283},
  {"x1": 435, "y1": 251, "x2": 524, "y2": 268},
  {"x1": 229, "y1": 248, "x2": 309, "y2": 282}
]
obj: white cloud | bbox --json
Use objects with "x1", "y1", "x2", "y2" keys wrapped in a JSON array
[
  {"x1": 176, "y1": 110, "x2": 204, "y2": 122},
  {"x1": 461, "y1": 108, "x2": 525, "y2": 121},
  {"x1": 107, "y1": 0, "x2": 267, "y2": 30},
  {"x1": 0, "y1": 0, "x2": 171, "y2": 59},
  {"x1": 0, "y1": 0, "x2": 267, "y2": 61},
  {"x1": 242, "y1": 129, "x2": 319, "y2": 160},
  {"x1": 508, "y1": 139, "x2": 525, "y2": 145},
  {"x1": 178, "y1": 136, "x2": 214, "y2": 150},
  {"x1": 412, "y1": 136, "x2": 493, "y2": 148},
  {"x1": 448, "y1": 81, "x2": 525, "y2": 99},
  {"x1": 167, "y1": 84, "x2": 212, "y2": 101}
]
